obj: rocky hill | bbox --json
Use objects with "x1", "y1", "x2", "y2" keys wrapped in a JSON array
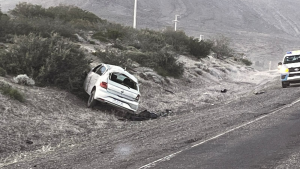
[{"x1": 2, "y1": 0, "x2": 300, "y2": 67}]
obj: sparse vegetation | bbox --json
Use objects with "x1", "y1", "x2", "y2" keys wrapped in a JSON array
[
  {"x1": 240, "y1": 58, "x2": 253, "y2": 66},
  {"x1": 0, "y1": 82, "x2": 25, "y2": 102},
  {"x1": 0, "y1": 33, "x2": 90, "y2": 95},
  {"x1": 0, "y1": 67, "x2": 6, "y2": 77},
  {"x1": 1, "y1": 2, "x2": 104, "y2": 40},
  {"x1": 210, "y1": 35, "x2": 235, "y2": 59},
  {"x1": 95, "y1": 49, "x2": 184, "y2": 78}
]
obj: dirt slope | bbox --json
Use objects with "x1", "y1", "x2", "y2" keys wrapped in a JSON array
[{"x1": 0, "y1": 55, "x2": 278, "y2": 168}]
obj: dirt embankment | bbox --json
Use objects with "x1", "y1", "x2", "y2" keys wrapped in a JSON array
[{"x1": 0, "y1": 56, "x2": 278, "y2": 168}]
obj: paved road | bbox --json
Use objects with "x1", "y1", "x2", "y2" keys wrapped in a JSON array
[{"x1": 148, "y1": 86, "x2": 300, "y2": 169}]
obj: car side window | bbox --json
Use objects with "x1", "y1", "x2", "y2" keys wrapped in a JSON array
[
  {"x1": 96, "y1": 66, "x2": 106, "y2": 75},
  {"x1": 92, "y1": 65, "x2": 101, "y2": 72}
]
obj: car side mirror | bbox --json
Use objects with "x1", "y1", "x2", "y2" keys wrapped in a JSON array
[{"x1": 278, "y1": 62, "x2": 282, "y2": 66}]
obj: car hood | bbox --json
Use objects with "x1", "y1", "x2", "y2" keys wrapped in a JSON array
[{"x1": 284, "y1": 63, "x2": 300, "y2": 68}]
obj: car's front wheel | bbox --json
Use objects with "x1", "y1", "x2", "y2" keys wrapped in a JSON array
[{"x1": 87, "y1": 89, "x2": 97, "y2": 108}]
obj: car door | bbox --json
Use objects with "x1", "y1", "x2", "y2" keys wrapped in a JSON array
[{"x1": 88, "y1": 65, "x2": 107, "y2": 94}]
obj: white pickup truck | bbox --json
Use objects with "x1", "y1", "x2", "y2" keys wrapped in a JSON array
[{"x1": 278, "y1": 50, "x2": 300, "y2": 88}]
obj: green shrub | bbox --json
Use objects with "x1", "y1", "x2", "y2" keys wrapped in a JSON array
[
  {"x1": 0, "y1": 82, "x2": 25, "y2": 102},
  {"x1": 152, "y1": 52, "x2": 184, "y2": 78},
  {"x1": 89, "y1": 40, "x2": 96, "y2": 44},
  {"x1": 92, "y1": 32, "x2": 109, "y2": 42},
  {"x1": 188, "y1": 38, "x2": 213, "y2": 58},
  {"x1": 210, "y1": 35, "x2": 234, "y2": 59},
  {"x1": 0, "y1": 33, "x2": 90, "y2": 95},
  {"x1": 162, "y1": 29, "x2": 189, "y2": 53},
  {"x1": 0, "y1": 67, "x2": 6, "y2": 77},
  {"x1": 137, "y1": 29, "x2": 166, "y2": 52},
  {"x1": 95, "y1": 50, "x2": 184, "y2": 78},
  {"x1": 5, "y1": 3, "x2": 102, "y2": 40},
  {"x1": 240, "y1": 58, "x2": 252, "y2": 66}
]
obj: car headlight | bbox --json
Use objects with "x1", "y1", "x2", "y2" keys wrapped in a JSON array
[{"x1": 280, "y1": 67, "x2": 289, "y2": 73}]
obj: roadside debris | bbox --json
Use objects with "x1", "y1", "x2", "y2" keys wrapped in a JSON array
[
  {"x1": 138, "y1": 110, "x2": 159, "y2": 119},
  {"x1": 25, "y1": 140, "x2": 33, "y2": 145},
  {"x1": 221, "y1": 89, "x2": 227, "y2": 93},
  {"x1": 164, "y1": 89, "x2": 175, "y2": 94},
  {"x1": 118, "y1": 109, "x2": 174, "y2": 121},
  {"x1": 254, "y1": 91, "x2": 265, "y2": 95},
  {"x1": 159, "y1": 109, "x2": 173, "y2": 117}
]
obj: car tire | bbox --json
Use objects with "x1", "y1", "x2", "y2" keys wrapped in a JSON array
[
  {"x1": 87, "y1": 89, "x2": 97, "y2": 108},
  {"x1": 282, "y1": 82, "x2": 289, "y2": 88}
]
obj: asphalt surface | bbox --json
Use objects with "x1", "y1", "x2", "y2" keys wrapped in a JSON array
[{"x1": 147, "y1": 84, "x2": 300, "y2": 169}]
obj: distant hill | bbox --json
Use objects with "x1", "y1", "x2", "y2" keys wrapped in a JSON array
[{"x1": 2, "y1": 0, "x2": 300, "y2": 68}]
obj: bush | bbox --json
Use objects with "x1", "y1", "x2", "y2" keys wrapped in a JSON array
[
  {"x1": 12, "y1": 74, "x2": 35, "y2": 86},
  {"x1": 152, "y1": 52, "x2": 184, "y2": 78},
  {"x1": 210, "y1": 35, "x2": 234, "y2": 59},
  {"x1": 95, "y1": 49, "x2": 184, "y2": 78},
  {"x1": 5, "y1": 3, "x2": 102, "y2": 40},
  {"x1": 188, "y1": 38, "x2": 213, "y2": 58},
  {"x1": 0, "y1": 33, "x2": 90, "y2": 95},
  {"x1": 162, "y1": 29, "x2": 189, "y2": 53},
  {"x1": 0, "y1": 67, "x2": 6, "y2": 77},
  {"x1": 0, "y1": 82, "x2": 25, "y2": 102},
  {"x1": 240, "y1": 58, "x2": 252, "y2": 66}
]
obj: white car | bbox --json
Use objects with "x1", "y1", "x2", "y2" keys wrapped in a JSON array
[
  {"x1": 279, "y1": 50, "x2": 300, "y2": 88},
  {"x1": 83, "y1": 63, "x2": 140, "y2": 112}
]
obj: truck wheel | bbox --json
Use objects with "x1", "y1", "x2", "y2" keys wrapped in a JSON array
[
  {"x1": 282, "y1": 82, "x2": 289, "y2": 88},
  {"x1": 87, "y1": 89, "x2": 97, "y2": 108}
]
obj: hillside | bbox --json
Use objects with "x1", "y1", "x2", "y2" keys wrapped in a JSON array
[
  {"x1": 2, "y1": 0, "x2": 300, "y2": 68},
  {"x1": 0, "y1": 3, "x2": 284, "y2": 168}
]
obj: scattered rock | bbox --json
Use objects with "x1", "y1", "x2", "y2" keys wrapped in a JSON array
[
  {"x1": 195, "y1": 68, "x2": 203, "y2": 75},
  {"x1": 139, "y1": 73, "x2": 148, "y2": 80},
  {"x1": 221, "y1": 89, "x2": 227, "y2": 93},
  {"x1": 25, "y1": 140, "x2": 33, "y2": 145},
  {"x1": 254, "y1": 91, "x2": 265, "y2": 95},
  {"x1": 164, "y1": 89, "x2": 175, "y2": 94},
  {"x1": 159, "y1": 109, "x2": 173, "y2": 117}
]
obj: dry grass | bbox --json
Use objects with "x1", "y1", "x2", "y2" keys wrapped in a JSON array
[{"x1": 0, "y1": 77, "x2": 126, "y2": 166}]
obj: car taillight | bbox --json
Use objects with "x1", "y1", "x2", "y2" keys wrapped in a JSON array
[
  {"x1": 100, "y1": 82, "x2": 107, "y2": 89},
  {"x1": 135, "y1": 94, "x2": 140, "y2": 101}
]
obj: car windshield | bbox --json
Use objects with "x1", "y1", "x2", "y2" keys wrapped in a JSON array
[
  {"x1": 284, "y1": 55, "x2": 300, "y2": 64},
  {"x1": 110, "y1": 73, "x2": 138, "y2": 90}
]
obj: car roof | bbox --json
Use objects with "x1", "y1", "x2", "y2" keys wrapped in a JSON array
[{"x1": 105, "y1": 64, "x2": 138, "y2": 83}]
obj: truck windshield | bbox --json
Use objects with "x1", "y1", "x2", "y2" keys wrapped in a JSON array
[{"x1": 284, "y1": 55, "x2": 300, "y2": 64}]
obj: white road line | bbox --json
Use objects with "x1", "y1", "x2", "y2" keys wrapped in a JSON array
[
  {"x1": 138, "y1": 151, "x2": 183, "y2": 169},
  {"x1": 138, "y1": 98, "x2": 300, "y2": 169}
]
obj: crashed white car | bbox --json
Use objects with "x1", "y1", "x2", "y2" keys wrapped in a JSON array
[{"x1": 83, "y1": 64, "x2": 140, "y2": 112}]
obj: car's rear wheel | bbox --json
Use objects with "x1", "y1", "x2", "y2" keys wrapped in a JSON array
[
  {"x1": 87, "y1": 89, "x2": 97, "y2": 108},
  {"x1": 282, "y1": 82, "x2": 289, "y2": 88}
]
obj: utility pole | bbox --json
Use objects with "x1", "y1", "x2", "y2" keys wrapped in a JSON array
[
  {"x1": 133, "y1": 0, "x2": 137, "y2": 29},
  {"x1": 199, "y1": 35, "x2": 204, "y2": 42},
  {"x1": 173, "y1": 15, "x2": 180, "y2": 31}
]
